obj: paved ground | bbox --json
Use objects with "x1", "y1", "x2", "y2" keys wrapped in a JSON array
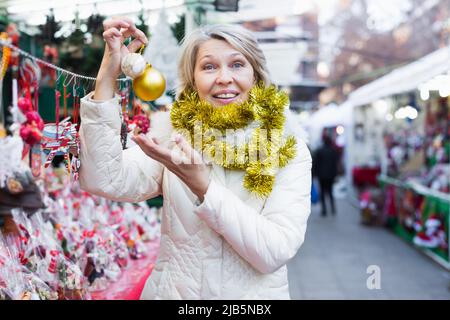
[{"x1": 287, "y1": 193, "x2": 450, "y2": 299}]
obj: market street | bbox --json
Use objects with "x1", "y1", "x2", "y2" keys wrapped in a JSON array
[{"x1": 288, "y1": 190, "x2": 450, "y2": 300}]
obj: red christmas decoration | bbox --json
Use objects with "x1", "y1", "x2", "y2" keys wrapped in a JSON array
[
  {"x1": 17, "y1": 96, "x2": 33, "y2": 113},
  {"x1": 130, "y1": 114, "x2": 150, "y2": 135},
  {"x1": 19, "y1": 111, "x2": 44, "y2": 145}
]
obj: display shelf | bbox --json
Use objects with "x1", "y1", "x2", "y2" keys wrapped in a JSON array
[
  {"x1": 379, "y1": 174, "x2": 450, "y2": 201},
  {"x1": 378, "y1": 174, "x2": 450, "y2": 270}
]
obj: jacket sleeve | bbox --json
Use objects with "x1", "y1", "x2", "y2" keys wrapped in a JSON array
[
  {"x1": 193, "y1": 139, "x2": 312, "y2": 274},
  {"x1": 78, "y1": 92, "x2": 166, "y2": 202}
]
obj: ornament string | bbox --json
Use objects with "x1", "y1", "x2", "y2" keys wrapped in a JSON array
[
  {"x1": 0, "y1": 39, "x2": 130, "y2": 86},
  {"x1": 63, "y1": 84, "x2": 70, "y2": 119},
  {"x1": 33, "y1": 81, "x2": 38, "y2": 112},
  {"x1": 55, "y1": 90, "x2": 61, "y2": 139},
  {"x1": 27, "y1": 88, "x2": 33, "y2": 111},
  {"x1": 73, "y1": 85, "x2": 79, "y2": 130}
]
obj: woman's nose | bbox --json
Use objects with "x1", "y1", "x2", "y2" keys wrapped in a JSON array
[{"x1": 215, "y1": 67, "x2": 233, "y2": 84}]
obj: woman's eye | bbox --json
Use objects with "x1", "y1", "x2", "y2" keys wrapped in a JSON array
[
  {"x1": 203, "y1": 64, "x2": 215, "y2": 70},
  {"x1": 232, "y1": 62, "x2": 244, "y2": 68}
]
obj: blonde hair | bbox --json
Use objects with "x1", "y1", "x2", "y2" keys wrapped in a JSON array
[{"x1": 176, "y1": 24, "x2": 271, "y2": 98}]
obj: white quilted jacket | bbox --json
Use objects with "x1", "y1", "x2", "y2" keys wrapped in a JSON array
[{"x1": 79, "y1": 92, "x2": 312, "y2": 300}]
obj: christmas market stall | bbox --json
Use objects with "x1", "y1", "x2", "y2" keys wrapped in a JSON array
[
  {"x1": 344, "y1": 45, "x2": 450, "y2": 269},
  {"x1": 0, "y1": 19, "x2": 171, "y2": 299}
]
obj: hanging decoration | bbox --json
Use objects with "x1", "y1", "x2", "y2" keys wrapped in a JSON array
[
  {"x1": 19, "y1": 58, "x2": 41, "y2": 113},
  {"x1": 40, "y1": 45, "x2": 59, "y2": 87},
  {"x1": 0, "y1": 33, "x2": 11, "y2": 80},
  {"x1": 18, "y1": 95, "x2": 33, "y2": 113},
  {"x1": 121, "y1": 45, "x2": 165, "y2": 102},
  {"x1": 0, "y1": 38, "x2": 129, "y2": 182},
  {"x1": 119, "y1": 80, "x2": 130, "y2": 150},
  {"x1": 16, "y1": 57, "x2": 43, "y2": 177},
  {"x1": 19, "y1": 111, "x2": 44, "y2": 146},
  {"x1": 129, "y1": 113, "x2": 150, "y2": 135},
  {"x1": 6, "y1": 23, "x2": 20, "y2": 67},
  {"x1": 121, "y1": 53, "x2": 146, "y2": 79},
  {"x1": 0, "y1": 32, "x2": 11, "y2": 128},
  {"x1": 63, "y1": 84, "x2": 70, "y2": 119},
  {"x1": 19, "y1": 111, "x2": 44, "y2": 178},
  {"x1": 41, "y1": 122, "x2": 78, "y2": 168},
  {"x1": 0, "y1": 38, "x2": 129, "y2": 89},
  {"x1": 128, "y1": 99, "x2": 151, "y2": 135},
  {"x1": 72, "y1": 82, "x2": 80, "y2": 130}
]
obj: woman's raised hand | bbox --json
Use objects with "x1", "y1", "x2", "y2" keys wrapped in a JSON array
[
  {"x1": 94, "y1": 17, "x2": 148, "y2": 100},
  {"x1": 101, "y1": 17, "x2": 148, "y2": 77}
]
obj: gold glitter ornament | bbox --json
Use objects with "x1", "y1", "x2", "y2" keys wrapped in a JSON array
[
  {"x1": 125, "y1": 45, "x2": 166, "y2": 101},
  {"x1": 132, "y1": 64, "x2": 166, "y2": 101}
]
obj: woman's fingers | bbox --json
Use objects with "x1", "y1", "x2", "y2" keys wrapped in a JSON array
[
  {"x1": 132, "y1": 134, "x2": 158, "y2": 155},
  {"x1": 102, "y1": 28, "x2": 122, "y2": 41},
  {"x1": 103, "y1": 18, "x2": 131, "y2": 31},
  {"x1": 132, "y1": 134, "x2": 206, "y2": 185},
  {"x1": 121, "y1": 26, "x2": 148, "y2": 45},
  {"x1": 127, "y1": 38, "x2": 145, "y2": 53},
  {"x1": 174, "y1": 134, "x2": 203, "y2": 164},
  {"x1": 105, "y1": 17, "x2": 147, "y2": 45},
  {"x1": 102, "y1": 28, "x2": 123, "y2": 51},
  {"x1": 132, "y1": 134, "x2": 171, "y2": 162}
]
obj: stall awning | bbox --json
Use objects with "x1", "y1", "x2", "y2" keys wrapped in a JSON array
[
  {"x1": 307, "y1": 102, "x2": 353, "y2": 129},
  {"x1": 349, "y1": 46, "x2": 450, "y2": 107}
]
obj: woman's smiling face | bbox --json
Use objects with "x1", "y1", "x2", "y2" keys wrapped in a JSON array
[{"x1": 194, "y1": 39, "x2": 255, "y2": 107}]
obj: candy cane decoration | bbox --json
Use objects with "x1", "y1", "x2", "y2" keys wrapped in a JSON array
[
  {"x1": 18, "y1": 223, "x2": 30, "y2": 238},
  {"x1": 42, "y1": 121, "x2": 72, "y2": 168},
  {"x1": 19, "y1": 250, "x2": 28, "y2": 265},
  {"x1": 63, "y1": 85, "x2": 71, "y2": 119},
  {"x1": 44, "y1": 149, "x2": 57, "y2": 168}
]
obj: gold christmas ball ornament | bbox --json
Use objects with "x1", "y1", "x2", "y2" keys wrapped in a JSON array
[
  {"x1": 132, "y1": 64, "x2": 166, "y2": 101},
  {"x1": 121, "y1": 53, "x2": 146, "y2": 79}
]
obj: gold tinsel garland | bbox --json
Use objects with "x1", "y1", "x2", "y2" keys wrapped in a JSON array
[
  {"x1": 0, "y1": 33, "x2": 11, "y2": 80},
  {"x1": 170, "y1": 84, "x2": 297, "y2": 197}
]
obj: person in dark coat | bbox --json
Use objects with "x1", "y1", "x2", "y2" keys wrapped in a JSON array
[{"x1": 313, "y1": 135, "x2": 340, "y2": 216}]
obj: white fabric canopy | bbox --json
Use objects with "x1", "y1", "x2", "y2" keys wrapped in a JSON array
[
  {"x1": 349, "y1": 45, "x2": 450, "y2": 107},
  {"x1": 307, "y1": 102, "x2": 352, "y2": 128}
]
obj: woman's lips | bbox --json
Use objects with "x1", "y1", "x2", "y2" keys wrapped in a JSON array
[{"x1": 211, "y1": 94, "x2": 240, "y2": 105}]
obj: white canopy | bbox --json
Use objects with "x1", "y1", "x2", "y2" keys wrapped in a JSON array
[
  {"x1": 307, "y1": 102, "x2": 352, "y2": 128},
  {"x1": 349, "y1": 45, "x2": 450, "y2": 107}
]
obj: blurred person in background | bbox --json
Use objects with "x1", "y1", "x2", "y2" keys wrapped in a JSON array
[{"x1": 313, "y1": 134, "x2": 339, "y2": 216}]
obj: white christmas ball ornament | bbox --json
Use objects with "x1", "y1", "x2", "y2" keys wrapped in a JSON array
[{"x1": 121, "y1": 53, "x2": 146, "y2": 79}]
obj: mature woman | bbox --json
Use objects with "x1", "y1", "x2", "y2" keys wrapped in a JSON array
[{"x1": 79, "y1": 17, "x2": 312, "y2": 299}]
